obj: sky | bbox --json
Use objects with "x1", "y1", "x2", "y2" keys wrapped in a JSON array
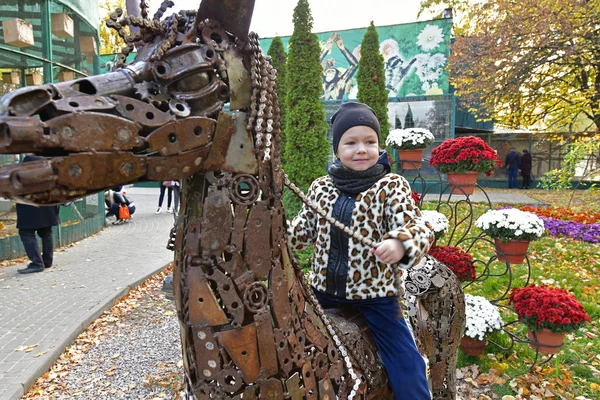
[{"x1": 147, "y1": 0, "x2": 435, "y2": 38}]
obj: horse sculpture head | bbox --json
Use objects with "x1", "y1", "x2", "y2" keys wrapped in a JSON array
[{"x1": 0, "y1": 1, "x2": 464, "y2": 398}]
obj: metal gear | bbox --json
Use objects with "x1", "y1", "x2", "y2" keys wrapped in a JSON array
[{"x1": 133, "y1": 81, "x2": 169, "y2": 108}]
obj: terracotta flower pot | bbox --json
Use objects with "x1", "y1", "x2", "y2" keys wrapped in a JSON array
[
  {"x1": 459, "y1": 336, "x2": 487, "y2": 356},
  {"x1": 397, "y1": 148, "x2": 424, "y2": 170},
  {"x1": 494, "y1": 239, "x2": 530, "y2": 264},
  {"x1": 447, "y1": 171, "x2": 478, "y2": 195},
  {"x1": 527, "y1": 328, "x2": 565, "y2": 354}
]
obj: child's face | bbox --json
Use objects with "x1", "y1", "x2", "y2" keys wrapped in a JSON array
[{"x1": 335, "y1": 126, "x2": 379, "y2": 171}]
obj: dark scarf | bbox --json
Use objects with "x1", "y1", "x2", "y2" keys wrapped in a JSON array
[{"x1": 328, "y1": 151, "x2": 391, "y2": 195}]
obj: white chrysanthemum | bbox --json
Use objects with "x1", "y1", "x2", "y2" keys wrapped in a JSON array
[
  {"x1": 421, "y1": 210, "x2": 449, "y2": 239},
  {"x1": 379, "y1": 38, "x2": 400, "y2": 60},
  {"x1": 385, "y1": 128, "x2": 435, "y2": 150},
  {"x1": 464, "y1": 294, "x2": 504, "y2": 340},
  {"x1": 475, "y1": 208, "x2": 545, "y2": 241},
  {"x1": 417, "y1": 24, "x2": 444, "y2": 51}
]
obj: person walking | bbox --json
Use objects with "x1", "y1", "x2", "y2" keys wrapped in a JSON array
[
  {"x1": 156, "y1": 181, "x2": 173, "y2": 214},
  {"x1": 520, "y1": 149, "x2": 533, "y2": 189},
  {"x1": 16, "y1": 155, "x2": 60, "y2": 274},
  {"x1": 504, "y1": 148, "x2": 521, "y2": 189},
  {"x1": 287, "y1": 102, "x2": 433, "y2": 400}
]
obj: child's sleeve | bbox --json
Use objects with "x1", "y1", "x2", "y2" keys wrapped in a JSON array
[
  {"x1": 286, "y1": 180, "x2": 320, "y2": 250},
  {"x1": 383, "y1": 177, "x2": 434, "y2": 270}
]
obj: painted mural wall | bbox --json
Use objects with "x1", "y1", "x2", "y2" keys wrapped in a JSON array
[{"x1": 259, "y1": 18, "x2": 452, "y2": 101}]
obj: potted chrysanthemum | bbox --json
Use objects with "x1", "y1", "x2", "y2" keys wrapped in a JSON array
[
  {"x1": 386, "y1": 127, "x2": 435, "y2": 170},
  {"x1": 430, "y1": 136, "x2": 502, "y2": 194},
  {"x1": 509, "y1": 285, "x2": 590, "y2": 354},
  {"x1": 461, "y1": 294, "x2": 504, "y2": 356},
  {"x1": 428, "y1": 245, "x2": 476, "y2": 282},
  {"x1": 475, "y1": 208, "x2": 545, "y2": 264},
  {"x1": 421, "y1": 210, "x2": 449, "y2": 244}
]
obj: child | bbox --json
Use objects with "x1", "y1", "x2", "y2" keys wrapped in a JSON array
[
  {"x1": 105, "y1": 189, "x2": 136, "y2": 224},
  {"x1": 288, "y1": 102, "x2": 433, "y2": 399}
]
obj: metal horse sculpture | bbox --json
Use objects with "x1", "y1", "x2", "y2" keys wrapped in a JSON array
[{"x1": 0, "y1": 1, "x2": 464, "y2": 398}]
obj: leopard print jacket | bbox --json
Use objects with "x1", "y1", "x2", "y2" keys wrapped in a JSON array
[{"x1": 288, "y1": 173, "x2": 434, "y2": 300}]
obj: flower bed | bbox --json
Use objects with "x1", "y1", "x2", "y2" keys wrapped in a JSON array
[
  {"x1": 519, "y1": 206, "x2": 600, "y2": 224},
  {"x1": 515, "y1": 206, "x2": 600, "y2": 243},
  {"x1": 429, "y1": 245, "x2": 476, "y2": 282}
]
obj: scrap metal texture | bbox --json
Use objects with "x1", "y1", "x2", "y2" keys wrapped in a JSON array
[{"x1": 0, "y1": 0, "x2": 466, "y2": 398}]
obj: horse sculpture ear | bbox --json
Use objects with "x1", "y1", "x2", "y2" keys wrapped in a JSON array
[{"x1": 196, "y1": 0, "x2": 256, "y2": 40}]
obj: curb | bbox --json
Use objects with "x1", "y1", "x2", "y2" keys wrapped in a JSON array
[{"x1": 7, "y1": 262, "x2": 172, "y2": 400}]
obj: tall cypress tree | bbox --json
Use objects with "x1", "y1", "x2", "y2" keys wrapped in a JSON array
[
  {"x1": 284, "y1": 0, "x2": 329, "y2": 187},
  {"x1": 357, "y1": 21, "x2": 390, "y2": 146},
  {"x1": 267, "y1": 37, "x2": 288, "y2": 161},
  {"x1": 404, "y1": 104, "x2": 415, "y2": 129}
]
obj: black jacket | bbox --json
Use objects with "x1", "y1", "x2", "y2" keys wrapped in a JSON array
[{"x1": 16, "y1": 155, "x2": 60, "y2": 229}]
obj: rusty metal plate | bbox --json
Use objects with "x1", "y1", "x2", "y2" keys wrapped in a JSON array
[
  {"x1": 187, "y1": 266, "x2": 229, "y2": 326},
  {"x1": 183, "y1": 220, "x2": 202, "y2": 257},
  {"x1": 224, "y1": 50, "x2": 251, "y2": 110},
  {"x1": 216, "y1": 324, "x2": 260, "y2": 384},
  {"x1": 145, "y1": 117, "x2": 216, "y2": 156},
  {"x1": 313, "y1": 352, "x2": 329, "y2": 380},
  {"x1": 242, "y1": 386, "x2": 258, "y2": 400},
  {"x1": 286, "y1": 372, "x2": 304, "y2": 400},
  {"x1": 0, "y1": 87, "x2": 52, "y2": 116},
  {"x1": 258, "y1": 378, "x2": 284, "y2": 400},
  {"x1": 217, "y1": 366, "x2": 244, "y2": 393},
  {"x1": 223, "y1": 112, "x2": 258, "y2": 174},
  {"x1": 200, "y1": 186, "x2": 232, "y2": 255},
  {"x1": 0, "y1": 116, "x2": 53, "y2": 153},
  {"x1": 302, "y1": 355, "x2": 318, "y2": 400},
  {"x1": 196, "y1": 0, "x2": 255, "y2": 41},
  {"x1": 53, "y1": 95, "x2": 117, "y2": 113},
  {"x1": 270, "y1": 263, "x2": 292, "y2": 331},
  {"x1": 271, "y1": 205, "x2": 284, "y2": 258},
  {"x1": 318, "y1": 376, "x2": 336, "y2": 400},
  {"x1": 230, "y1": 204, "x2": 247, "y2": 252},
  {"x1": 287, "y1": 331, "x2": 305, "y2": 369},
  {"x1": 290, "y1": 280, "x2": 305, "y2": 315},
  {"x1": 0, "y1": 159, "x2": 56, "y2": 197},
  {"x1": 202, "y1": 112, "x2": 234, "y2": 171},
  {"x1": 112, "y1": 94, "x2": 174, "y2": 127},
  {"x1": 254, "y1": 311, "x2": 278, "y2": 378},
  {"x1": 146, "y1": 147, "x2": 210, "y2": 181},
  {"x1": 153, "y1": 44, "x2": 213, "y2": 86},
  {"x1": 244, "y1": 201, "x2": 272, "y2": 281},
  {"x1": 47, "y1": 112, "x2": 143, "y2": 151},
  {"x1": 304, "y1": 307, "x2": 330, "y2": 352},
  {"x1": 191, "y1": 325, "x2": 223, "y2": 380},
  {"x1": 233, "y1": 270, "x2": 256, "y2": 294},
  {"x1": 273, "y1": 328, "x2": 293, "y2": 377},
  {"x1": 328, "y1": 360, "x2": 344, "y2": 383},
  {"x1": 54, "y1": 153, "x2": 145, "y2": 190},
  {"x1": 206, "y1": 268, "x2": 244, "y2": 328},
  {"x1": 220, "y1": 250, "x2": 246, "y2": 279}
]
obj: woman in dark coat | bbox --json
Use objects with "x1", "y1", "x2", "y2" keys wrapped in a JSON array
[{"x1": 520, "y1": 149, "x2": 533, "y2": 189}]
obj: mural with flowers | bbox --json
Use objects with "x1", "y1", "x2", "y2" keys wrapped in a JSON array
[{"x1": 259, "y1": 18, "x2": 452, "y2": 101}]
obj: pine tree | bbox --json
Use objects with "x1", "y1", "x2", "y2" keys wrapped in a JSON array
[
  {"x1": 284, "y1": 0, "x2": 329, "y2": 186},
  {"x1": 267, "y1": 37, "x2": 288, "y2": 161},
  {"x1": 404, "y1": 104, "x2": 415, "y2": 129},
  {"x1": 357, "y1": 21, "x2": 390, "y2": 146}
]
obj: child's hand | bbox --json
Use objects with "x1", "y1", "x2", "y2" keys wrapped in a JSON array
[{"x1": 370, "y1": 239, "x2": 406, "y2": 264}]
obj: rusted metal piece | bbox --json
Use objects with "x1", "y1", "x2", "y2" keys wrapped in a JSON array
[
  {"x1": 0, "y1": 159, "x2": 56, "y2": 197},
  {"x1": 244, "y1": 201, "x2": 272, "y2": 281},
  {"x1": 54, "y1": 153, "x2": 145, "y2": 190},
  {"x1": 270, "y1": 261, "x2": 292, "y2": 331},
  {"x1": 230, "y1": 205, "x2": 247, "y2": 253},
  {"x1": 243, "y1": 282, "x2": 269, "y2": 314},
  {"x1": 187, "y1": 266, "x2": 228, "y2": 326},
  {"x1": 302, "y1": 355, "x2": 318, "y2": 400},
  {"x1": 271, "y1": 205, "x2": 284, "y2": 258},
  {"x1": 258, "y1": 377, "x2": 285, "y2": 400},
  {"x1": 0, "y1": 87, "x2": 52, "y2": 116},
  {"x1": 313, "y1": 352, "x2": 329, "y2": 380},
  {"x1": 196, "y1": 0, "x2": 255, "y2": 42},
  {"x1": 274, "y1": 328, "x2": 293, "y2": 376},
  {"x1": 318, "y1": 376, "x2": 336, "y2": 400},
  {"x1": 217, "y1": 366, "x2": 244, "y2": 393},
  {"x1": 254, "y1": 310, "x2": 279, "y2": 378},
  {"x1": 53, "y1": 95, "x2": 117, "y2": 113},
  {"x1": 113, "y1": 94, "x2": 174, "y2": 128},
  {"x1": 199, "y1": 186, "x2": 232, "y2": 256},
  {"x1": 191, "y1": 325, "x2": 223, "y2": 380},
  {"x1": 286, "y1": 372, "x2": 304, "y2": 400},
  {"x1": 46, "y1": 112, "x2": 143, "y2": 151},
  {"x1": 206, "y1": 268, "x2": 245, "y2": 328},
  {"x1": 0, "y1": 116, "x2": 54, "y2": 153},
  {"x1": 224, "y1": 50, "x2": 251, "y2": 110},
  {"x1": 216, "y1": 323, "x2": 260, "y2": 383},
  {"x1": 145, "y1": 117, "x2": 215, "y2": 156},
  {"x1": 223, "y1": 111, "x2": 258, "y2": 174},
  {"x1": 228, "y1": 174, "x2": 259, "y2": 206},
  {"x1": 202, "y1": 112, "x2": 234, "y2": 171},
  {"x1": 220, "y1": 250, "x2": 246, "y2": 280},
  {"x1": 146, "y1": 147, "x2": 210, "y2": 181}
]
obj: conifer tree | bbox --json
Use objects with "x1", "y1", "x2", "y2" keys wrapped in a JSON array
[
  {"x1": 404, "y1": 104, "x2": 415, "y2": 129},
  {"x1": 284, "y1": 0, "x2": 329, "y2": 186},
  {"x1": 267, "y1": 37, "x2": 288, "y2": 161},
  {"x1": 357, "y1": 21, "x2": 390, "y2": 145}
]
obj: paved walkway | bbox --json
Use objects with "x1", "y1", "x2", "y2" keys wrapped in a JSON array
[
  {"x1": 0, "y1": 187, "x2": 542, "y2": 400},
  {"x1": 0, "y1": 187, "x2": 175, "y2": 400}
]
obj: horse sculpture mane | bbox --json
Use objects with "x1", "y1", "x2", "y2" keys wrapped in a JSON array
[{"x1": 0, "y1": 1, "x2": 465, "y2": 398}]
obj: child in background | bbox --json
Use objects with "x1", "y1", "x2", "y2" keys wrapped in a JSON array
[{"x1": 288, "y1": 102, "x2": 433, "y2": 399}]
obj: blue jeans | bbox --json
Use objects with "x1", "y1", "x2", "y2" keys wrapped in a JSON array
[
  {"x1": 158, "y1": 185, "x2": 172, "y2": 208},
  {"x1": 508, "y1": 168, "x2": 519, "y2": 188},
  {"x1": 19, "y1": 227, "x2": 54, "y2": 269},
  {"x1": 313, "y1": 290, "x2": 431, "y2": 400}
]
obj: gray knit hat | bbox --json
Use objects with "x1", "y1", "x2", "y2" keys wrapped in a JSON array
[{"x1": 331, "y1": 102, "x2": 381, "y2": 154}]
